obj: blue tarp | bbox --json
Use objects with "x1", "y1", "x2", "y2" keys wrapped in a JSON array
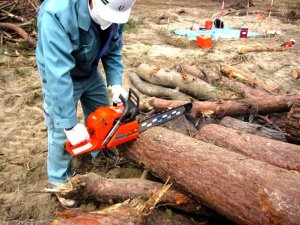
[{"x1": 172, "y1": 27, "x2": 261, "y2": 41}]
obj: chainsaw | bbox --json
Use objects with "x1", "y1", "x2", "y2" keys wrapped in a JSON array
[{"x1": 66, "y1": 88, "x2": 192, "y2": 156}]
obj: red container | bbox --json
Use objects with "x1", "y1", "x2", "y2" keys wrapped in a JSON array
[
  {"x1": 196, "y1": 35, "x2": 212, "y2": 48},
  {"x1": 240, "y1": 27, "x2": 248, "y2": 38},
  {"x1": 205, "y1": 20, "x2": 213, "y2": 30}
]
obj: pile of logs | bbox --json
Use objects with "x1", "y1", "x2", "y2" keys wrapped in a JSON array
[
  {"x1": 38, "y1": 62, "x2": 299, "y2": 225},
  {"x1": 122, "y1": 62, "x2": 299, "y2": 224}
]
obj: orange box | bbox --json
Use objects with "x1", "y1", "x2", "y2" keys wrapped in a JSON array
[
  {"x1": 196, "y1": 35, "x2": 212, "y2": 48},
  {"x1": 205, "y1": 20, "x2": 213, "y2": 30}
]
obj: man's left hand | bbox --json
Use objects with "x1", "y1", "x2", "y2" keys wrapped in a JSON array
[{"x1": 111, "y1": 85, "x2": 128, "y2": 104}]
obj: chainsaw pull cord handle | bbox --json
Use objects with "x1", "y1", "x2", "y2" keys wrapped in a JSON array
[{"x1": 102, "y1": 94, "x2": 128, "y2": 146}]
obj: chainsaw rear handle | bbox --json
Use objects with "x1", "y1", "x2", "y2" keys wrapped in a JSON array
[{"x1": 102, "y1": 88, "x2": 139, "y2": 146}]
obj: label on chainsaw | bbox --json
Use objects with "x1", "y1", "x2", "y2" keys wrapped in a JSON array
[{"x1": 139, "y1": 103, "x2": 192, "y2": 132}]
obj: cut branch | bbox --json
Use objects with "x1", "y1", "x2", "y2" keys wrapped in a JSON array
[
  {"x1": 221, "y1": 65, "x2": 277, "y2": 94},
  {"x1": 0, "y1": 22, "x2": 36, "y2": 47},
  {"x1": 238, "y1": 45, "x2": 289, "y2": 54}
]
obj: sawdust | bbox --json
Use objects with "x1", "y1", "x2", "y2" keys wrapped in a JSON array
[{"x1": 0, "y1": 0, "x2": 299, "y2": 224}]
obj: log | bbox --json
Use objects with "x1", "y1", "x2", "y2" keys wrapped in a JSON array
[
  {"x1": 0, "y1": 22, "x2": 36, "y2": 47},
  {"x1": 196, "y1": 123, "x2": 300, "y2": 171},
  {"x1": 129, "y1": 73, "x2": 191, "y2": 100},
  {"x1": 220, "y1": 65, "x2": 277, "y2": 94},
  {"x1": 286, "y1": 96, "x2": 300, "y2": 144},
  {"x1": 136, "y1": 63, "x2": 231, "y2": 100},
  {"x1": 50, "y1": 179, "x2": 173, "y2": 225},
  {"x1": 238, "y1": 46, "x2": 289, "y2": 54},
  {"x1": 220, "y1": 76, "x2": 266, "y2": 98},
  {"x1": 180, "y1": 64, "x2": 266, "y2": 98},
  {"x1": 146, "y1": 95, "x2": 298, "y2": 118},
  {"x1": 62, "y1": 173, "x2": 203, "y2": 214},
  {"x1": 290, "y1": 68, "x2": 300, "y2": 80},
  {"x1": 199, "y1": 65, "x2": 221, "y2": 84},
  {"x1": 179, "y1": 64, "x2": 206, "y2": 80},
  {"x1": 120, "y1": 127, "x2": 300, "y2": 225},
  {"x1": 220, "y1": 116, "x2": 287, "y2": 142}
]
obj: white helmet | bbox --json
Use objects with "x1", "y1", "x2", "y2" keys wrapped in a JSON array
[{"x1": 89, "y1": 0, "x2": 136, "y2": 26}]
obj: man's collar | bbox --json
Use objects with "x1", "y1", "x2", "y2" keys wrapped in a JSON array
[{"x1": 78, "y1": 0, "x2": 91, "y2": 31}]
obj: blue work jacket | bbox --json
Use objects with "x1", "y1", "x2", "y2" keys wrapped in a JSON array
[{"x1": 36, "y1": 0, "x2": 124, "y2": 129}]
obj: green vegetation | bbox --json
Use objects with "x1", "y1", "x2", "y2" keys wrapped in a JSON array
[
  {"x1": 28, "y1": 82, "x2": 41, "y2": 90},
  {"x1": 124, "y1": 16, "x2": 146, "y2": 33},
  {"x1": 0, "y1": 62, "x2": 5, "y2": 67},
  {"x1": 14, "y1": 68, "x2": 27, "y2": 77}
]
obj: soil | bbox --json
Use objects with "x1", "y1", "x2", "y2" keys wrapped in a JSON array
[{"x1": 0, "y1": 0, "x2": 299, "y2": 224}]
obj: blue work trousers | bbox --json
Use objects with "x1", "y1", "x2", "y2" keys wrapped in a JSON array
[{"x1": 43, "y1": 72, "x2": 109, "y2": 186}]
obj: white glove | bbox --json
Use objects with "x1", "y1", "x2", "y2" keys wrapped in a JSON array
[
  {"x1": 111, "y1": 85, "x2": 128, "y2": 104},
  {"x1": 64, "y1": 123, "x2": 90, "y2": 146}
]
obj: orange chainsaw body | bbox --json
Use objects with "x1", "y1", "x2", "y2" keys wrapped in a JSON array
[
  {"x1": 65, "y1": 89, "x2": 191, "y2": 157},
  {"x1": 66, "y1": 105, "x2": 139, "y2": 156}
]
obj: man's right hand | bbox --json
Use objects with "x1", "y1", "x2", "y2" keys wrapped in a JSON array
[{"x1": 64, "y1": 123, "x2": 90, "y2": 146}]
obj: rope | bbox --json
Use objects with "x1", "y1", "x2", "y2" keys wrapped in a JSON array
[
  {"x1": 217, "y1": 0, "x2": 225, "y2": 42},
  {"x1": 245, "y1": 0, "x2": 250, "y2": 23},
  {"x1": 167, "y1": 0, "x2": 172, "y2": 29},
  {"x1": 265, "y1": 0, "x2": 274, "y2": 36}
]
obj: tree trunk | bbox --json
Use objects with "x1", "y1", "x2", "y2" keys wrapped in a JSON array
[
  {"x1": 196, "y1": 123, "x2": 300, "y2": 171},
  {"x1": 136, "y1": 63, "x2": 232, "y2": 100},
  {"x1": 220, "y1": 116, "x2": 287, "y2": 142},
  {"x1": 145, "y1": 95, "x2": 298, "y2": 118},
  {"x1": 62, "y1": 173, "x2": 204, "y2": 215},
  {"x1": 129, "y1": 73, "x2": 191, "y2": 100},
  {"x1": 120, "y1": 127, "x2": 300, "y2": 225}
]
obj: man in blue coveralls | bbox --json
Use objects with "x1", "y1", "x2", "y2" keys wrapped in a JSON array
[{"x1": 36, "y1": 0, "x2": 136, "y2": 208}]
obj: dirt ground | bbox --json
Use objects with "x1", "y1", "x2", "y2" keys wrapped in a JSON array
[{"x1": 0, "y1": 0, "x2": 299, "y2": 224}]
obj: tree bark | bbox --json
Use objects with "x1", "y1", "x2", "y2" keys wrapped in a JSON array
[
  {"x1": 120, "y1": 127, "x2": 300, "y2": 225},
  {"x1": 196, "y1": 123, "x2": 300, "y2": 171},
  {"x1": 145, "y1": 95, "x2": 298, "y2": 118},
  {"x1": 7, "y1": 221, "x2": 51, "y2": 225},
  {"x1": 62, "y1": 173, "x2": 203, "y2": 214},
  {"x1": 286, "y1": 96, "x2": 300, "y2": 144},
  {"x1": 129, "y1": 73, "x2": 191, "y2": 100},
  {"x1": 52, "y1": 206, "x2": 143, "y2": 225},
  {"x1": 136, "y1": 63, "x2": 232, "y2": 100},
  {"x1": 220, "y1": 116, "x2": 287, "y2": 142}
]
